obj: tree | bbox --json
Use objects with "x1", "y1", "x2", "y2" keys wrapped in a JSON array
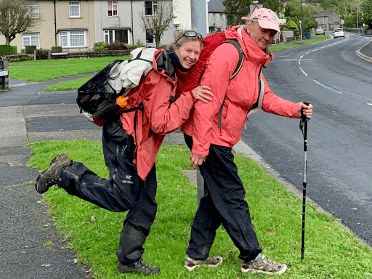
[
  {"x1": 140, "y1": 0, "x2": 175, "y2": 48},
  {"x1": 285, "y1": 0, "x2": 318, "y2": 34},
  {"x1": 223, "y1": 0, "x2": 286, "y2": 26},
  {"x1": 362, "y1": 0, "x2": 372, "y2": 28},
  {"x1": 0, "y1": 0, "x2": 37, "y2": 44}
]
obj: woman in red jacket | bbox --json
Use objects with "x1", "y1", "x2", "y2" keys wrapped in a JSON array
[
  {"x1": 34, "y1": 31, "x2": 212, "y2": 276},
  {"x1": 182, "y1": 9, "x2": 313, "y2": 275}
]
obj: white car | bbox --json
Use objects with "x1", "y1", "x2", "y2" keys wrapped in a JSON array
[{"x1": 333, "y1": 28, "x2": 345, "y2": 39}]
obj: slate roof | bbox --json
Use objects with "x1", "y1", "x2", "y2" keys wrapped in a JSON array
[{"x1": 208, "y1": 0, "x2": 226, "y2": 13}]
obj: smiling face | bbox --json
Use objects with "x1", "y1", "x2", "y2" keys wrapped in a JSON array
[
  {"x1": 173, "y1": 40, "x2": 202, "y2": 69},
  {"x1": 246, "y1": 20, "x2": 277, "y2": 50}
]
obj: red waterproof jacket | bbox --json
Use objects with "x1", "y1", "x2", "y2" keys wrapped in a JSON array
[
  {"x1": 120, "y1": 49, "x2": 195, "y2": 180},
  {"x1": 181, "y1": 26, "x2": 301, "y2": 157}
]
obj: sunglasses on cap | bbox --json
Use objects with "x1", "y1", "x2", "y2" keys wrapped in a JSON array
[{"x1": 174, "y1": 31, "x2": 203, "y2": 45}]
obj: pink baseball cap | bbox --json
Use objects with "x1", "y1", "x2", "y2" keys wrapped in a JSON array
[{"x1": 242, "y1": 8, "x2": 281, "y2": 33}]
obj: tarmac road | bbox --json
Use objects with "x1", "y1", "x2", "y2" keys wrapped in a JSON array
[{"x1": 0, "y1": 36, "x2": 371, "y2": 278}]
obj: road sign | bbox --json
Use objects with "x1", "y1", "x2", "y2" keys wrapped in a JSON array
[
  {"x1": 0, "y1": 70, "x2": 8, "y2": 77},
  {"x1": 279, "y1": 18, "x2": 287, "y2": 25},
  {"x1": 250, "y1": 4, "x2": 263, "y2": 14}
]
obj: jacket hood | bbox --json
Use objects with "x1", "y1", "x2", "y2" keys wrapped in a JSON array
[{"x1": 225, "y1": 25, "x2": 273, "y2": 67}]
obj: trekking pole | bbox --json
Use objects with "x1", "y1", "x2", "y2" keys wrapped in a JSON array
[{"x1": 299, "y1": 102, "x2": 310, "y2": 260}]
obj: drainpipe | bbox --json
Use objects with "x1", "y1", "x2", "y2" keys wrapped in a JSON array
[
  {"x1": 131, "y1": 0, "x2": 134, "y2": 44},
  {"x1": 54, "y1": 0, "x2": 57, "y2": 46}
]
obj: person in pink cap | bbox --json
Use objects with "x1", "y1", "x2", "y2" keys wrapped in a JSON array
[{"x1": 182, "y1": 8, "x2": 313, "y2": 275}]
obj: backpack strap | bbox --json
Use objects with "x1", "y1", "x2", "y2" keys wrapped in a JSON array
[{"x1": 218, "y1": 40, "x2": 244, "y2": 128}]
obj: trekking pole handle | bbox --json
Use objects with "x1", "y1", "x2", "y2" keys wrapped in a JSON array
[{"x1": 301, "y1": 102, "x2": 310, "y2": 122}]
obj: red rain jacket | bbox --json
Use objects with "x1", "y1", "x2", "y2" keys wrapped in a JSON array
[
  {"x1": 181, "y1": 26, "x2": 301, "y2": 157},
  {"x1": 120, "y1": 49, "x2": 195, "y2": 180}
]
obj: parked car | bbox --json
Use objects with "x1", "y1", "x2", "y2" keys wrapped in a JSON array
[
  {"x1": 315, "y1": 28, "x2": 325, "y2": 35},
  {"x1": 333, "y1": 28, "x2": 345, "y2": 39}
]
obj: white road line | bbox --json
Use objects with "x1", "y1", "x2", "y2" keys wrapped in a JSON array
[{"x1": 299, "y1": 67, "x2": 308, "y2": 76}]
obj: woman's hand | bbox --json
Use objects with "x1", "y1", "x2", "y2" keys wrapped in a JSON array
[
  {"x1": 298, "y1": 102, "x2": 313, "y2": 119},
  {"x1": 190, "y1": 153, "x2": 206, "y2": 168},
  {"x1": 192, "y1": 85, "x2": 213, "y2": 103}
]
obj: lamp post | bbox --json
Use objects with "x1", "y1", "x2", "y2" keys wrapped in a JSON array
[{"x1": 300, "y1": 0, "x2": 303, "y2": 40}]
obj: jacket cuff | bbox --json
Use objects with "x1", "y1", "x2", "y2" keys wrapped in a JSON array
[{"x1": 188, "y1": 90, "x2": 196, "y2": 102}]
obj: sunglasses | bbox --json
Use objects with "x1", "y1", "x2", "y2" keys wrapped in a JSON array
[{"x1": 174, "y1": 31, "x2": 203, "y2": 45}]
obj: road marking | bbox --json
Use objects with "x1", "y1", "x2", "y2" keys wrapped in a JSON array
[
  {"x1": 297, "y1": 37, "x2": 372, "y2": 106},
  {"x1": 299, "y1": 67, "x2": 308, "y2": 76}
]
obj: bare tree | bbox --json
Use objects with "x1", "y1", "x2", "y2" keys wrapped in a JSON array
[
  {"x1": 140, "y1": 0, "x2": 175, "y2": 48},
  {"x1": 0, "y1": 0, "x2": 37, "y2": 44}
]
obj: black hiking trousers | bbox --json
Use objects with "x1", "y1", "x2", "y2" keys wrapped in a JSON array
[
  {"x1": 184, "y1": 134, "x2": 262, "y2": 262},
  {"x1": 58, "y1": 120, "x2": 157, "y2": 265}
]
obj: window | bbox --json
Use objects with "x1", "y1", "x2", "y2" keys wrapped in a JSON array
[
  {"x1": 104, "y1": 30, "x2": 115, "y2": 43},
  {"x1": 22, "y1": 33, "x2": 40, "y2": 48},
  {"x1": 108, "y1": 1, "x2": 118, "y2": 16},
  {"x1": 69, "y1": 2, "x2": 80, "y2": 18},
  {"x1": 104, "y1": 30, "x2": 129, "y2": 44},
  {"x1": 146, "y1": 32, "x2": 154, "y2": 44},
  {"x1": 145, "y1": 1, "x2": 157, "y2": 16},
  {"x1": 59, "y1": 30, "x2": 86, "y2": 47},
  {"x1": 29, "y1": 1, "x2": 39, "y2": 18}
]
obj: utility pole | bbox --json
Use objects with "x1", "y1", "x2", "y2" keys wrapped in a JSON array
[
  {"x1": 190, "y1": 0, "x2": 208, "y2": 37},
  {"x1": 191, "y1": 0, "x2": 208, "y2": 204}
]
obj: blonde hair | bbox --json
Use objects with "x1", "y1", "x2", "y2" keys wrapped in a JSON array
[{"x1": 170, "y1": 30, "x2": 203, "y2": 49}]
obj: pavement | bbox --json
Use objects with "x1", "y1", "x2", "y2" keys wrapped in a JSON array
[{"x1": 0, "y1": 35, "x2": 371, "y2": 278}]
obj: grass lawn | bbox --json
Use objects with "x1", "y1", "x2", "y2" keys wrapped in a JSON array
[
  {"x1": 9, "y1": 56, "x2": 130, "y2": 82},
  {"x1": 270, "y1": 34, "x2": 330, "y2": 52},
  {"x1": 29, "y1": 140, "x2": 372, "y2": 279}
]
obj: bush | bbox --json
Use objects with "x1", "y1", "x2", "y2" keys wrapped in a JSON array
[
  {"x1": 136, "y1": 40, "x2": 145, "y2": 47},
  {"x1": 107, "y1": 42, "x2": 128, "y2": 50},
  {"x1": 51, "y1": 46, "x2": 62, "y2": 53},
  {"x1": 94, "y1": 41, "x2": 108, "y2": 51},
  {"x1": 25, "y1": 45, "x2": 37, "y2": 54},
  {"x1": 11, "y1": 46, "x2": 17, "y2": 55},
  {"x1": 36, "y1": 49, "x2": 49, "y2": 60},
  {"x1": 0, "y1": 45, "x2": 12, "y2": 56}
]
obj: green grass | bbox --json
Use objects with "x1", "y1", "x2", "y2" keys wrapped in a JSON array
[
  {"x1": 29, "y1": 140, "x2": 372, "y2": 279},
  {"x1": 44, "y1": 76, "x2": 93, "y2": 92},
  {"x1": 9, "y1": 56, "x2": 130, "y2": 82},
  {"x1": 270, "y1": 34, "x2": 330, "y2": 52}
]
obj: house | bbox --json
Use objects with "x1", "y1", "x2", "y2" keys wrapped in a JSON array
[
  {"x1": 208, "y1": 0, "x2": 227, "y2": 34},
  {"x1": 0, "y1": 1, "x2": 96, "y2": 53},
  {"x1": 313, "y1": 10, "x2": 341, "y2": 31},
  {"x1": 0, "y1": 1, "x2": 175, "y2": 52}
]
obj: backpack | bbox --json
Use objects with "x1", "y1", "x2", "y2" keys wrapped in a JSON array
[
  {"x1": 178, "y1": 30, "x2": 265, "y2": 127},
  {"x1": 179, "y1": 31, "x2": 244, "y2": 93},
  {"x1": 76, "y1": 47, "x2": 157, "y2": 126},
  {"x1": 177, "y1": 31, "x2": 245, "y2": 127}
]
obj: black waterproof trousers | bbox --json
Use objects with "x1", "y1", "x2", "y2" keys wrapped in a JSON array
[
  {"x1": 58, "y1": 121, "x2": 157, "y2": 265},
  {"x1": 184, "y1": 134, "x2": 262, "y2": 262}
]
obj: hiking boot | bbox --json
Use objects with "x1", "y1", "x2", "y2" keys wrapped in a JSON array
[
  {"x1": 35, "y1": 154, "x2": 71, "y2": 194},
  {"x1": 241, "y1": 254, "x2": 287, "y2": 275},
  {"x1": 117, "y1": 259, "x2": 160, "y2": 275},
  {"x1": 184, "y1": 254, "x2": 223, "y2": 271}
]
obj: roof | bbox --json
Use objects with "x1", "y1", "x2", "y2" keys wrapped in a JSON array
[{"x1": 208, "y1": 0, "x2": 226, "y2": 13}]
